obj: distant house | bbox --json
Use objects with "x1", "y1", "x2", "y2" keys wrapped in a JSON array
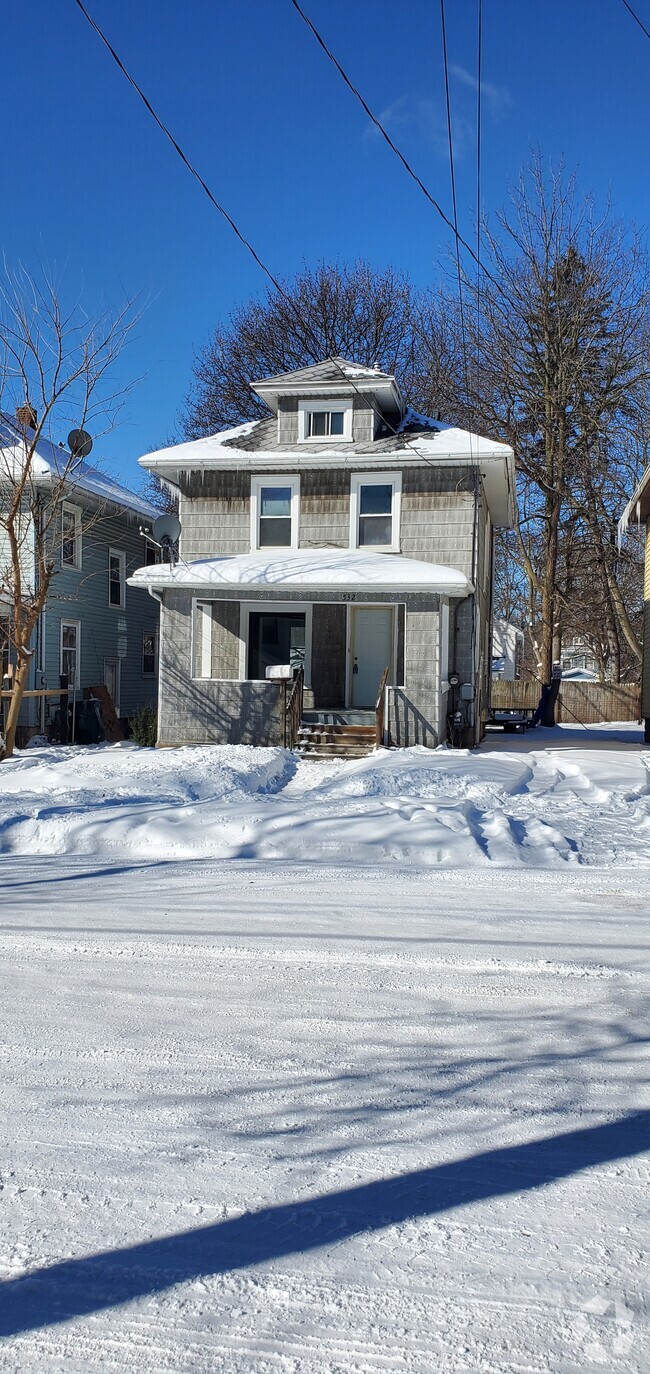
[
  {"x1": 131, "y1": 358, "x2": 515, "y2": 752},
  {"x1": 0, "y1": 413, "x2": 160, "y2": 740},
  {"x1": 560, "y1": 637, "x2": 599, "y2": 679}
]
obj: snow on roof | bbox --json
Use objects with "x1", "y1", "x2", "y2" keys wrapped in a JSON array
[
  {"x1": 128, "y1": 548, "x2": 472, "y2": 596},
  {"x1": 0, "y1": 415, "x2": 158, "y2": 520},
  {"x1": 140, "y1": 410, "x2": 511, "y2": 470}
]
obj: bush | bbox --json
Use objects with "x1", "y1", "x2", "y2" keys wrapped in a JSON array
[{"x1": 129, "y1": 702, "x2": 157, "y2": 748}]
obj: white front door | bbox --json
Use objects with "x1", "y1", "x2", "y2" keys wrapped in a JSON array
[
  {"x1": 350, "y1": 607, "x2": 393, "y2": 709},
  {"x1": 103, "y1": 658, "x2": 120, "y2": 715}
]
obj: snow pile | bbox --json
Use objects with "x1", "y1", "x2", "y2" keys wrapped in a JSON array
[{"x1": 1, "y1": 732, "x2": 649, "y2": 867}]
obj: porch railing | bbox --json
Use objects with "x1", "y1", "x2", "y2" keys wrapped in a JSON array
[
  {"x1": 284, "y1": 666, "x2": 304, "y2": 749},
  {"x1": 375, "y1": 665, "x2": 390, "y2": 748}
]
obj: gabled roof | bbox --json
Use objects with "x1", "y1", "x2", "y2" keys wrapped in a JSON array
[
  {"x1": 252, "y1": 357, "x2": 396, "y2": 388},
  {"x1": 0, "y1": 414, "x2": 157, "y2": 520},
  {"x1": 129, "y1": 548, "x2": 472, "y2": 596}
]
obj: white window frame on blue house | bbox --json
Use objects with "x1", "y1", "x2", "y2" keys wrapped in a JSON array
[
  {"x1": 108, "y1": 548, "x2": 126, "y2": 609},
  {"x1": 60, "y1": 618, "x2": 81, "y2": 687},
  {"x1": 61, "y1": 502, "x2": 82, "y2": 570}
]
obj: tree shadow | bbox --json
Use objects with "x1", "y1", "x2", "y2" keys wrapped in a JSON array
[{"x1": 0, "y1": 1111, "x2": 647, "y2": 1338}]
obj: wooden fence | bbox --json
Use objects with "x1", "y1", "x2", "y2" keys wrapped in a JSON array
[{"x1": 490, "y1": 679, "x2": 641, "y2": 725}]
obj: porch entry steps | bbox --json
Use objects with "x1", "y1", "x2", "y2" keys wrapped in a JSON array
[{"x1": 295, "y1": 721, "x2": 377, "y2": 760}]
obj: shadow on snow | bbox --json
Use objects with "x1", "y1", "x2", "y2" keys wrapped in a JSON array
[{"x1": 1, "y1": 1110, "x2": 648, "y2": 1338}]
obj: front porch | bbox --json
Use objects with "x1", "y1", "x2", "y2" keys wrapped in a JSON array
[{"x1": 131, "y1": 549, "x2": 474, "y2": 751}]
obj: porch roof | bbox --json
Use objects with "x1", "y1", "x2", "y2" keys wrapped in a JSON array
[{"x1": 129, "y1": 549, "x2": 472, "y2": 597}]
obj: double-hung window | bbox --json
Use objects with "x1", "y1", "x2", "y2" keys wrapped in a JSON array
[
  {"x1": 60, "y1": 620, "x2": 81, "y2": 687},
  {"x1": 251, "y1": 476, "x2": 299, "y2": 550},
  {"x1": 350, "y1": 472, "x2": 402, "y2": 552},
  {"x1": 108, "y1": 549, "x2": 126, "y2": 608},
  {"x1": 61, "y1": 503, "x2": 82, "y2": 569}
]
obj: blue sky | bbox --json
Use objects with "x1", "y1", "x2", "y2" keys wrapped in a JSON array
[{"x1": 3, "y1": 0, "x2": 650, "y2": 488}]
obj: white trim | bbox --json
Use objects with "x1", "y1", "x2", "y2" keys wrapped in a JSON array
[
  {"x1": 200, "y1": 603, "x2": 212, "y2": 678},
  {"x1": 250, "y1": 475, "x2": 300, "y2": 551},
  {"x1": 239, "y1": 601, "x2": 312, "y2": 686},
  {"x1": 439, "y1": 598, "x2": 450, "y2": 695},
  {"x1": 61, "y1": 501, "x2": 82, "y2": 570},
  {"x1": 298, "y1": 398, "x2": 353, "y2": 443},
  {"x1": 108, "y1": 548, "x2": 126, "y2": 609},
  {"x1": 60, "y1": 617, "x2": 81, "y2": 688},
  {"x1": 350, "y1": 471, "x2": 402, "y2": 553}
]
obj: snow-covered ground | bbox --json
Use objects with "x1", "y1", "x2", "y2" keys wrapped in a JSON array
[
  {"x1": 0, "y1": 735, "x2": 648, "y2": 1371},
  {"x1": 0, "y1": 724, "x2": 649, "y2": 868}
]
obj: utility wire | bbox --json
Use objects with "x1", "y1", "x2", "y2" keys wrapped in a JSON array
[
  {"x1": 620, "y1": 0, "x2": 650, "y2": 41},
  {"x1": 70, "y1": 0, "x2": 414, "y2": 445},
  {"x1": 70, "y1": 0, "x2": 474, "y2": 462},
  {"x1": 439, "y1": 0, "x2": 470, "y2": 403},
  {"x1": 288, "y1": 0, "x2": 500, "y2": 292},
  {"x1": 71, "y1": 0, "x2": 324, "y2": 367}
]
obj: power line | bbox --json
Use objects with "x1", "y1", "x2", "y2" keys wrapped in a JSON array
[
  {"x1": 71, "y1": 0, "x2": 324, "y2": 367},
  {"x1": 69, "y1": 0, "x2": 472, "y2": 459},
  {"x1": 620, "y1": 0, "x2": 650, "y2": 41},
  {"x1": 439, "y1": 0, "x2": 470, "y2": 402},
  {"x1": 288, "y1": 0, "x2": 498, "y2": 290},
  {"x1": 70, "y1": 0, "x2": 413, "y2": 444}
]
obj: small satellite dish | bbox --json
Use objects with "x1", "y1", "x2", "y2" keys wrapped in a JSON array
[
  {"x1": 152, "y1": 513, "x2": 181, "y2": 545},
  {"x1": 68, "y1": 428, "x2": 93, "y2": 459}
]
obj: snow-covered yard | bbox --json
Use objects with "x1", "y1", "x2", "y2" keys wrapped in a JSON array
[{"x1": 0, "y1": 734, "x2": 648, "y2": 1371}]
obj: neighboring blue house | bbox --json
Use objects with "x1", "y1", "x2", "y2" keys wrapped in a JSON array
[{"x1": 1, "y1": 413, "x2": 160, "y2": 741}]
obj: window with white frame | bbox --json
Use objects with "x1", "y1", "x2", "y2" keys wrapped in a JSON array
[
  {"x1": 298, "y1": 398, "x2": 353, "y2": 443},
  {"x1": 144, "y1": 539, "x2": 160, "y2": 566},
  {"x1": 60, "y1": 620, "x2": 81, "y2": 687},
  {"x1": 350, "y1": 472, "x2": 402, "y2": 552},
  {"x1": 61, "y1": 503, "x2": 82, "y2": 569},
  {"x1": 251, "y1": 476, "x2": 300, "y2": 550},
  {"x1": 108, "y1": 549, "x2": 126, "y2": 608},
  {"x1": 142, "y1": 630, "x2": 157, "y2": 677}
]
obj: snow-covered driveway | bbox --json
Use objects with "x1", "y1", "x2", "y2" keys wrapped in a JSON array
[{"x1": 0, "y1": 739, "x2": 648, "y2": 1371}]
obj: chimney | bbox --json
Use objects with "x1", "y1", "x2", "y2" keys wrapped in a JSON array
[{"x1": 16, "y1": 403, "x2": 37, "y2": 430}]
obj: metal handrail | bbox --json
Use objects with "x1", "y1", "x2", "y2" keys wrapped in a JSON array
[
  {"x1": 375, "y1": 665, "x2": 390, "y2": 747},
  {"x1": 285, "y1": 666, "x2": 304, "y2": 749}
]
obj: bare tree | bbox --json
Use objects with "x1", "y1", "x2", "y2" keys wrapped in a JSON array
[
  {"x1": 418, "y1": 159, "x2": 650, "y2": 683},
  {"x1": 182, "y1": 260, "x2": 423, "y2": 438},
  {"x1": 0, "y1": 263, "x2": 140, "y2": 758}
]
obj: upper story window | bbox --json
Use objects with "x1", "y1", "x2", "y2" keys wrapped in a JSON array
[
  {"x1": 251, "y1": 476, "x2": 299, "y2": 550},
  {"x1": 108, "y1": 549, "x2": 126, "y2": 608},
  {"x1": 144, "y1": 539, "x2": 160, "y2": 566},
  {"x1": 298, "y1": 398, "x2": 353, "y2": 443},
  {"x1": 61, "y1": 502, "x2": 82, "y2": 569},
  {"x1": 350, "y1": 472, "x2": 402, "y2": 553}
]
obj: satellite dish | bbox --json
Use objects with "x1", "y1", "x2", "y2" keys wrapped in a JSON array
[
  {"x1": 152, "y1": 513, "x2": 181, "y2": 545},
  {"x1": 68, "y1": 428, "x2": 93, "y2": 459}
]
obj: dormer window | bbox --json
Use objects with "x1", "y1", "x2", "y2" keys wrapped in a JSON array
[
  {"x1": 298, "y1": 398, "x2": 353, "y2": 443},
  {"x1": 308, "y1": 410, "x2": 344, "y2": 438}
]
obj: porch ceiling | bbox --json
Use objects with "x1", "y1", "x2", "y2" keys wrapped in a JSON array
[{"x1": 128, "y1": 549, "x2": 472, "y2": 597}]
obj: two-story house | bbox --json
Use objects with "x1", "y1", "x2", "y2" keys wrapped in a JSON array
[
  {"x1": 131, "y1": 359, "x2": 515, "y2": 751},
  {"x1": 1, "y1": 412, "x2": 160, "y2": 740}
]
